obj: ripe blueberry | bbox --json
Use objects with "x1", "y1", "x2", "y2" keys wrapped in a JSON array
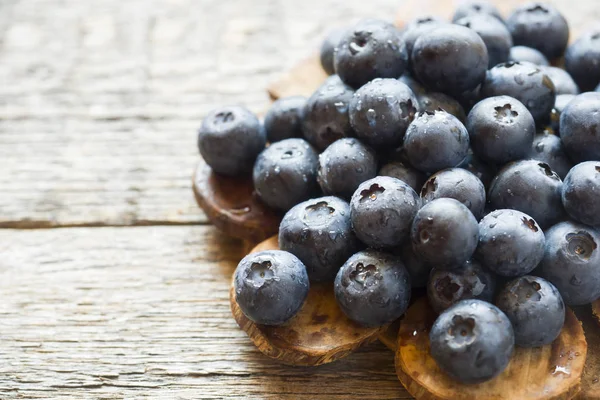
[
  {"x1": 198, "y1": 106, "x2": 265, "y2": 176},
  {"x1": 234, "y1": 250, "x2": 309, "y2": 325},
  {"x1": 279, "y1": 196, "x2": 360, "y2": 282},
  {"x1": 335, "y1": 250, "x2": 411, "y2": 327}
]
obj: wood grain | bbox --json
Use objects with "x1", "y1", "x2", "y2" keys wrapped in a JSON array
[
  {"x1": 395, "y1": 298, "x2": 587, "y2": 400},
  {"x1": 0, "y1": 225, "x2": 408, "y2": 399}
]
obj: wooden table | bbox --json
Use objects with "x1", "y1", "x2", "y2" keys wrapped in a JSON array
[{"x1": 0, "y1": 0, "x2": 598, "y2": 398}]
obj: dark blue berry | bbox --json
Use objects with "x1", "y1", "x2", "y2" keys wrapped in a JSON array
[
  {"x1": 528, "y1": 129, "x2": 573, "y2": 179},
  {"x1": 303, "y1": 75, "x2": 355, "y2": 151},
  {"x1": 418, "y1": 92, "x2": 466, "y2": 122},
  {"x1": 421, "y1": 168, "x2": 486, "y2": 219},
  {"x1": 550, "y1": 94, "x2": 576, "y2": 134},
  {"x1": 253, "y1": 138, "x2": 318, "y2": 211},
  {"x1": 279, "y1": 196, "x2": 360, "y2": 282},
  {"x1": 508, "y1": 45, "x2": 550, "y2": 65},
  {"x1": 429, "y1": 299, "x2": 514, "y2": 384},
  {"x1": 488, "y1": 160, "x2": 564, "y2": 229},
  {"x1": 402, "y1": 17, "x2": 447, "y2": 73},
  {"x1": 452, "y1": 1, "x2": 504, "y2": 24},
  {"x1": 234, "y1": 250, "x2": 309, "y2": 325},
  {"x1": 198, "y1": 106, "x2": 265, "y2": 176},
  {"x1": 481, "y1": 61, "x2": 556, "y2": 123},
  {"x1": 560, "y1": 92, "x2": 600, "y2": 163},
  {"x1": 320, "y1": 28, "x2": 345, "y2": 75},
  {"x1": 350, "y1": 176, "x2": 420, "y2": 248},
  {"x1": 427, "y1": 260, "x2": 496, "y2": 313},
  {"x1": 317, "y1": 138, "x2": 377, "y2": 200},
  {"x1": 496, "y1": 276, "x2": 565, "y2": 347},
  {"x1": 476, "y1": 209, "x2": 545, "y2": 277},
  {"x1": 264, "y1": 96, "x2": 306, "y2": 143},
  {"x1": 456, "y1": 14, "x2": 513, "y2": 68},
  {"x1": 412, "y1": 25, "x2": 488, "y2": 96},
  {"x1": 457, "y1": 150, "x2": 497, "y2": 189},
  {"x1": 535, "y1": 221, "x2": 600, "y2": 305},
  {"x1": 404, "y1": 110, "x2": 470, "y2": 173},
  {"x1": 396, "y1": 240, "x2": 431, "y2": 289},
  {"x1": 335, "y1": 19, "x2": 406, "y2": 89},
  {"x1": 540, "y1": 66, "x2": 579, "y2": 95},
  {"x1": 334, "y1": 250, "x2": 411, "y2": 327},
  {"x1": 349, "y1": 78, "x2": 418, "y2": 149},
  {"x1": 379, "y1": 161, "x2": 426, "y2": 193},
  {"x1": 467, "y1": 95, "x2": 535, "y2": 164},
  {"x1": 411, "y1": 198, "x2": 479, "y2": 270},
  {"x1": 565, "y1": 26, "x2": 600, "y2": 92},
  {"x1": 562, "y1": 162, "x2": 600, "y2": 227},
  {"x1": 506, "y1": 3, "x2": 569, "y2": 60}
]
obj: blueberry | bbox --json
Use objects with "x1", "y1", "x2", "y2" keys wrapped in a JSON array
[
  {"x1": 401, "y1": 17, "x2": 447, "y2": 73},
  {"x1": 456, "y1": 14, "x2": 513, "y2": 69},
  {"x1": 403, "y1": 110, "x2": 470, "y2": 173},
  {"x1": 303, "y1": 75, "x2": 355, "y2": 151},
  {"x1": 421, "y1": 168, "x2": 486, "y2": 219},
  {"x1": 335, "y1": 19, "x2": 406, "y2": 89},
  {"x1": 565, "y1": 27, "x2": 600, "y2": 92},
  {"x1": 379, "y1": 161, "x2": 426, "y2": 193},
  {"x1": 234, "y1": 250, "x2": 309, "y2": 325},
  {"x1": 350, "y1": 176, "x2": 420, "y2": 248},
  {"x1": 429, "y1": 299, "x2": 514, "y2": 384},
  {"x1": 506, "y1": 3, "x2": 569, "y2": 60},
  {"x1": 253, "y1": 138, "x2": 318, "y2": 211},
  {"x1": 264, "y1": 96, "x2": 306, "y2": 143},
  {"x1": 535, "y1": 221, "x2": 600, "y2": 305},
  {"x1": 457, "y1": 151, "x2": 497, "y2": 189},
  {"x1": 396, "y1": 240, "x2": 431, "y2": 288},
  {"x1": 320, "y1": 28, "x2": 345, "y2": 75},
  {"x1": 496, "y1": 276, "x2": 565, "y2": 347},
  {"x1": 398, "y1": 73, "x2": 427, "y2": 98},
  {"x1": 560, "y1": 92, "x2": 600, "y2": 163},
  {"x1": 279, "y1": 196, "x2": 360, "y2": 282},
  {"x1": 427, "y1": 260, "x2": 496, "y2": 314},
  {"x1": 481, "y1": 61, "x2": 556, "y2": 123},
  {"x1": 411, "y1": 198, "x2": 479, "y2": 270},
  {"x1": 476, "y1": 209, "x2": 545, "y2": 277},
  {"x1": 412, "y1": 25, "x2": 488, "y2": 96},
  {"x1": 418, "y1": 92, "x2": 467, "y2": 122},
  {"x1": 508, "y1": 45, "x2": 550, "y2": 66},
  {"x1": 466, "y1": 96, "x2": 535, "y2": 164},
  {"x1": 349, "y1": 78, "x2": 418, "y2": 149},
  {"x1": 488, "y1": 160, "x2": 564, "y2": 229},
  {"x1": 528, "y1": 130, "x2": 573, "y2": 179},
  {"x1": 452, "y1": 1, "x2": 504, "y2": 24},
  {"x1": 549, "y1": 94, "x2": 576, "y2": 134},
  {"x1": 317, "y1": 138, "x2": 377, "y2": 199},
  {"x1": 453, "y1": 84, "x2": 482, "y2": 114},
  {"x1": 198, "y1": 106, "x2": 265, "y2": 176},
  {"x1": 562, "y1": 162, "x2": 600, "y2": 227},
  {"x1": 540, "y1": 66, "x2": 579, "y2": 95},
  {"x1": 335, "y1": 250, "x2": 411, "y2": 327}
]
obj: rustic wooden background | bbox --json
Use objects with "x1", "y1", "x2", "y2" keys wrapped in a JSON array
[{"x1": 0, "y1": 0, "x2": 599, "y2": 398}]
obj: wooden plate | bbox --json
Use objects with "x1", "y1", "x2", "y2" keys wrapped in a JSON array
[
  {"x1": 575, "y1": 303, "x2": 600, "y2": 399},
  {"x1": 192, "y1": 159, "x2": 281, "y2": 243},
  {"x1": 379, "y1": 319, "x2": 402, "y2": 352},
  {"x1": 230, "y1": 236, "x2": 382, "y2": 366},
  {"x1": 395, "y1": 297, "x2": 587, "y2": 400}
]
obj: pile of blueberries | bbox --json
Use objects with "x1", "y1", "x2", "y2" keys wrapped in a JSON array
[{"x1": 198, "y1": 1, "x2": 600, "y2": 385}]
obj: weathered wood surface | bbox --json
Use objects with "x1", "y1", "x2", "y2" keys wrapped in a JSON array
[
  {"x1": 0, "y1": 226, "x2": 407, "y2": 399},
  {"x1": 1, "y1": 0, "x2": 600, "y2": 399}
]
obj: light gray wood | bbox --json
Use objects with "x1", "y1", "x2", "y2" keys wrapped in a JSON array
[{"x1": 0, "y1": 225, "x2": 408, "y2": 399}]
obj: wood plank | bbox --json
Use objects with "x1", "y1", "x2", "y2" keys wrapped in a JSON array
[
  {"x1": 0, "y1": 225, "x2": 408, "y2": 399},
  {"x1": 0, "y1": 0, "x2": 402, "y2": 228}
]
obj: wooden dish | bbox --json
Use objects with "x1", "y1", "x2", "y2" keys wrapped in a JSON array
[
  {"x1": 379, "y1": 318, "x2": 402, "y2": 352},
  {"x1": 192, "y1": 158, "x2": 281, "y2": 243},
  {"x1": 230, "y1": 236, "x2": 382, "y2": 366},
  {"x1": 575, "y1": 305, "x2": 600, "y2": 399},
  {"x1": 395, "y1": 297, "x2": 587, "y2": 400}
]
